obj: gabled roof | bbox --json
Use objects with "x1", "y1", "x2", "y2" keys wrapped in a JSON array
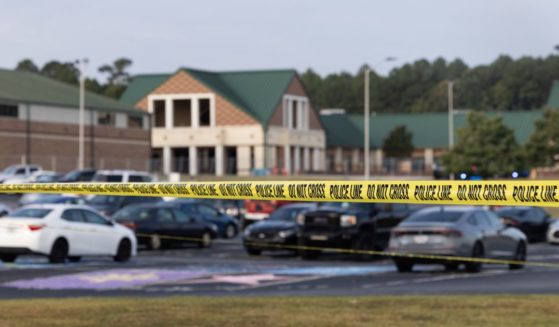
[
  {"x1": 0, "y1": 69, "x2": 143, "y2": 114},
  {"x1": 120, "y1": 68, "x2": 298, "y2": 126},
  {"x1": 547, "y1": 80, "x2": 559, "y2": 108},
  {"x1": 322, "y1": 111, "x2": 542, "y2": 149}
]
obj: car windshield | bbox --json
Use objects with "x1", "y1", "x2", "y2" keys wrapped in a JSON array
[
  {"x1": 269, "y1": 207, "x2": 305, "y2": 221},
  {"x1": 406, "y1": 210, "x2": 465, "y2": 223},
  {"x1": 7, "y1": 208, "x2": 52, "y2": 219},
  {"x1": 113, "y1": 207, "x2": 155, "y2": 221},
  {"x1": 93, "y1": 174, "x2": 122, "y2": 182},
  {"x1": 62, "y1": 170, "x2": 81, "y2": 181},
  {"x1": 89, "y1": 195, "x2": 120, "y2": 204},
  {"x1": 318, "y1": 202, "x2": 374, "y2": 211},
  {"x1": 2, "y1": 166, "x2": 18, "y2": 174},
  {"x1": 497, "y1": 209, "x2": 527, "y2": 220}
]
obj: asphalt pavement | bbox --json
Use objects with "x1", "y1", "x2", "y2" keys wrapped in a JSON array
[{"x1": 1, "y1": 194, "x2": 559, "y2": 298}]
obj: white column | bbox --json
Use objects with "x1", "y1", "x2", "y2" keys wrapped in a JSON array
[
  {"x1": 335, "y1": 147, "x2": 343, "y2": 173},
  {"x1": 215, "y1": 145, "x2": 224, "y2": 176},
  {"x1": 287, "y1": 100, "x2": 293, "y2": 129},
  {"x1": 267, "y1": 146, "x2": 276, "y2": 169},
  {"x1": 284, "y1": 145, "x2": 291, "y2": 175},
  {"x1": 163, "y1": 146, "x2": 172, "y2": 175},
  {"x1": 293, "y1": 145, "x2": 301, "y2": 174},
  {"x1": 237, "y1": 146, "x2": 251, "y2": 176},
  {"x1": 192, "y1": 97, "x2": 200, "y2": 128},
  {"x1": 254, "y1": 145, "x2": 265, "y2": 169},
  {"x1": 312, "y1": 148, "x2": 319, "y2": 171},
  {"x1": 424, "y1": 148, "x2": 434, "y2": 173},
  {"x1": 189, "y1": 146, "x2": 197, "y2": 176},
  {"x1": 374, "y1": 149, "x2": 384, "y2": 172},
  {"x1": 303, "y1": 147, "x2": 310, "y2": 172},
  {"x1": 165, "y1": 98, "x2": 173, "y2": 129}
]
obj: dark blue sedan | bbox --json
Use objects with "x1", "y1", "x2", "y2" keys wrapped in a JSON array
[{"x1": 170, "y1": 200, "x2": 239, "y2": 238}]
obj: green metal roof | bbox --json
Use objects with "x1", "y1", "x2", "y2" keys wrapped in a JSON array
[
  {"x1": 546, "y1": 80, "x2": 559, "y2": 108},
  {"x1": 119, "y1": 73, "x2": 171, "y2": 106},
  {"x1": 120, "y1": 68, "x2": 297, "y2": 126},
  {"x1": 0, "y1": 69, "x2": 143, "y2": 114},
  {"x1": 320, "y1": 114, "x2": 364, "y2": 148},
  {"x1": 323, "y1": 111, "x2": 542, "y2": 149}
]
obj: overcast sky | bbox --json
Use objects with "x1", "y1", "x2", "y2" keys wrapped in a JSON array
[{"x1": 1, "y1": 0, "x2": 558, "y2": 80}]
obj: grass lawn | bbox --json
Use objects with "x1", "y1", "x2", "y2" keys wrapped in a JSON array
[{"x1": 0, "y1": 295, "x2": 558, "y2": 326}]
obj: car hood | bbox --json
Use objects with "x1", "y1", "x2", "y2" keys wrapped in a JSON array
[
  {"x1": 249, "y1": 220, "x2": 297, "y2": 232},
  {"x1": 397, "y1": 222, "x2": 457, "y2": 229}
]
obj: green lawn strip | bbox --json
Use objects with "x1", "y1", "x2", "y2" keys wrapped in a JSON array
[{"x1": 0, "y1": 295, "x2": 558, "y2": 327}]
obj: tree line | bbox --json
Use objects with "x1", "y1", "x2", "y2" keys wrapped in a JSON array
[{"x1": 301, "y1": 53, "x2": 559, "y2": 113}]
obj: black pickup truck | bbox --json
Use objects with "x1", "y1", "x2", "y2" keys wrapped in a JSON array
[{"x1": 297, "y1": 202, "x2": 421, "y2": 260}]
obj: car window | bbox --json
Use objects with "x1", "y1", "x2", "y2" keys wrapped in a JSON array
[
  {"x1": 30, "y1": 167, "x2": 39, "y2": 172},
  {"x1": 406, "y1": 209, "x2": 464, "y2": 223},
  {"x1": 157, "y1": 208, "x2": 175, "y2": 223},
  {"x1": 127, "y1": 196, "x2": 160, "y2": 204},
  {"x1": 485, "y1": 211, "x2": 504, "y2": 229},
  {"x1": 129, "y1": 175, "x2": 152, "y2": 182},
  {"x1": 14, "y1": 168, "x2": 25, "y2": 174},
  {"x1": 197, "y1": 204, "x2": 219, "y2": 218},
  {"x1": 93, "y1": 174, "x2": 123, "y2": 182},
  {"x1": 61, "y1": 209, "x2": 86, "y2": 222},
  {"x1": 9, "y1": 208, "x2": 52, "y2": 219},
  {"x1": 177, "y1": 203, "x2": 197, "y2": 214},
  {"x1": 114, "y1": 207, "x2": 156, "y2": 221},
  {"x1": 83, "y1": 210, "x2": 111, "y2": 226},
  {"x1": 172, "y1": 208, "x2": 191, "y2": 223},
  {"x1": 270, "y1": 207, "x2": 304, "y2": 221},
  {"x1": 473, "y1": 211, "x2": 492, "y2": 229}
]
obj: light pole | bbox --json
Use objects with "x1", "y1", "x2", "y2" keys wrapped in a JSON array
[
  {"x1": 364, "y1": 57, "x2": 396, "y2": 179},
  {"x1": 76, "y1": 58, "x2": 88, "y2": 170},
  {"x1": 448, "y1": 80, "x2": 454, "y2": 149}
]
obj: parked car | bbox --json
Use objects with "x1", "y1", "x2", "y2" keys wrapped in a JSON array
[
  {"x1": 170, "y1": 200, "x2": 240, "y2": 238},
  {"x1": 200, "y1": 199, "x2": 245, "y2": 221},
  {"x1": 243, "y1": 200, "x2": 292, "y2": 228},
  {"x1": 112, "y1": 203, "x2": 219, "y2": 250},
  {"x1": 0, "y1": 204, "x2": 136, "y2": 263},
  {"x1": 3, "y1": 170, "x2": 62, "y2": 184},
  {"x1": 297, "y1": 202, "x2": 421, "y2": 260},
  {"x1": 388, "y1": 206, "x2": 527, "y2": 273},
  {"x1": 59, "y1": 169, "x2": 97, "y2": 182},
  {"x1": 0, "y1": 164, "x2": 42, "y2": 183},
  {"x1": 0, "y1": 203, "x2": 11, "y2": 217},
  {"x1": 495, "y1": 207, "x2": 553, "y2": 242},
  {"x1": 87, "y1": 195, "x2": 162, "y2": 216},
  {"x1": 92, "y1": 170, "x2": 153, "y2": 183},
  {"x1": 18, "y1": 193, "x2": 86, "y2": 207},
  {"x1": 243, "y1": 202, "x2": 317, "y2": 256},
  {"x1": 547, "y1": 219, "x2": 559, "y2": 245}
]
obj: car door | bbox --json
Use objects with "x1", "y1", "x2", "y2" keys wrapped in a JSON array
[
  {"x1": 82, "y1": 209, "x2": 121, "y2": 255},
  {"x1": 60, "y1": 209, "x2": 90, "y2": 255},
  {"x1": 196, "y1": 204, "x2": 222, "y2": 230},
  {"x1": 171, "y1": 207, "x2": 205, "y2": 241},
  {"x1": 154, "y1": 208, "x2": 180, "y2": 244},
  {"x1": 485, "y1": 210, "x2": 517, "y2": 257},
  {"x1": 472, "y1": 211, "x2": 501, "y2": 258}
]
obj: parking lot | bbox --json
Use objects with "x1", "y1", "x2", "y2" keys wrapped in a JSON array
[{"x1": 1, "y1": 193, "x2": 559, "y2": 299}]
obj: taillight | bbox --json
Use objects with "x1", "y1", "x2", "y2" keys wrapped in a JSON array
[
  {"x1": 28, "y1": 224, "x2": 45, "y2": 231},
  {"x1": 122, "y1": 222, "x2": 137, "y2": 230},
  {"x1": 440, "y1": 229, "x2": 462, "y2": 237}
]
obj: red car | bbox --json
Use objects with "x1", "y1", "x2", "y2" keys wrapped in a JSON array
[{"x1": 242, "y1": 200, "x2": 293, "y2": 228}]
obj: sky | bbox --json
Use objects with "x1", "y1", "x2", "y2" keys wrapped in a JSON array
[{"x1": 1, "y1": 0, "x2": 558, "y2": 81}]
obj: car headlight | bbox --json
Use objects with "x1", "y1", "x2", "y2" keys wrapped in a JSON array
[
  {"x1": 340, "y1": 215, "x2": 357, "y2": 227},
  {"x1": 226, "y1": 208, "x2": 239, "y2": 216},
  {"x1": 211, "y1": 224, "x2": 219, "y2": 232},
  {"x1": 296, "y1": 214, "x2": 305, "y2": 225},
  {"x1": 278, "y1": 229, "x2": 296, "y2": 238},
  {"x1": 243, "y1": 228, "x2": 252, "y2": 237}
]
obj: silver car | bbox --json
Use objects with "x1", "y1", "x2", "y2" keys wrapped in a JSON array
[{"x1": 388, "y1": 206, "x2": 527, "y2": 273}]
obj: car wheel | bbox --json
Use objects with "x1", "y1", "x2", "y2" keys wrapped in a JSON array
[
  {"x1": 225, "y1": 224, "x2": 237, "y2": 239},
  {"x1": 465, "y1": 242, "x2": 484, "y2": 273},
  {"x1": 246, "y1": 247, "x2": 262, "y2": 256},
  {"x1": 352, "y1": 232, "x2": 376, "y2": 261},
  {"x1": 394, "y1": 259, "x2": 414, "y2": 272},
  {"x1": 0, "y1": 254, "x2": 17, "y2": 263},
  {"x1": 149, "y1": 234, "x2": 162, "y2": 251},
  {"x1": 114, "y1": 239, "x2": 132, "y2": 262},
  {"x1": 198, "y1": 231, "x2": 212, "y2": 248},
  {"x1": 49, "y1": 238, "x2": 68, "y2": 264},
  {"x1": 68, "y1": 256, "x2": 82, "y2": 263},
  {"x1": 509, "y1": 242, "x2": 526, "y2": 270}
]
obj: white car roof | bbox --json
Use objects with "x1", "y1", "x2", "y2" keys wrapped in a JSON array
[
  {"x1": 95, "y1": 170, "x2": 149, "y2": 175},
  {"x1": 21, "y1": 203, "x2": 94, "y2": 210}
]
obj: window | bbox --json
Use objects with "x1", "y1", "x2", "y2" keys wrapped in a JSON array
[
  {"x1": 172, "y1": 208, "x2": 191, "y2": 223},
  {"x1": 197, "y1": 204, "x2": 219, "y2": 219},
  {"x1": 14, "y1": 168, "x2": 26, "y2": 175},
  {"x1": 153, "y1": 100, "x2": 166, "y2": 127},
  {"x1": 128, "y1": 115, "x2": 143, "y2": 129},
  {"x1": 9, "y1": 208, "x2": 52, "y2": 219},
  {"x1": 157, "y1": 209, "x2": 175, "y2": 223},
  {"x1": 199, "y1": 98, "x2": 211, "y2": 126},
  {"x1": 173, "y1": 99, "x2": 192, "y2": 127},
  {"x1": 485, "y1": 211, "x2": 504, "y2": 229},
  {"x1": 83, "y1": 210, "x2": 111, "y2": 226},
  {"x1": 97, "y1": 112, "x2": 115, "y2": 126},
  {"x1": 291, "y1": 100, "x2": 298, "y2": 129},
  {"x1": 62, "y1": 209, "x2": 86, "y2": 222},
  {"x1": 0, "y1": 104, "x2": 17, "y2": 118},
  {"x1": 128, "y1": 175, "x2": 152, "y2": 182}
]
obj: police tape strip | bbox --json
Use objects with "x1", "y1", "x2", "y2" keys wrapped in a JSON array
[
  {"x1": 136, "y1": 233, "x2": 559, "y2": 269},
  {"x1": 1, "y1": 180, "x2": 559, "y2": 207}
]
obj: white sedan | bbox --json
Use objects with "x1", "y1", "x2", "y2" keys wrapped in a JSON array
[
  {"x1": 0, "y1": 204, "x2": 137, "y2": 263},
  {"x1": 548, "y1": 219, "x2": 559, "y2": 245}
]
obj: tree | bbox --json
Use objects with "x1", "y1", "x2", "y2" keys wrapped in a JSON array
[
  {"x1": 40, "y1": 61, "x2": 79, "y2": 85},
  {"x1": 15, "y1": 59, "x2": 39, "y2": 73},
  {"x1": 443, "y1": 112, "x2": 525, "y2": 177},
  {"x1": 525, "y1": 109, "x2": 559, "y2": 167},
  {"x1": 382, "y1": 125, "x2": 414, "y2": 158},
  {"x1": 98, "y1": 57, "x2": 132, "y2": 85}
]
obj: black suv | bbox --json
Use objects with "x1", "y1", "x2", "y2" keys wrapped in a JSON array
[{"x1": 298, "y1": 202, "x2": 420, "y2": 260}]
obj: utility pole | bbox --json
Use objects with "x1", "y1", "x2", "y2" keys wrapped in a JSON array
[
  {"x1": 77, "y1": 58, "x2": 88, "y2": 170},
  {"x1": 364, "y1": 68, "x2": 370, "y2": 180},
  {"x1": 448, "y1": 81, "x2": 454, "y2": 149}
]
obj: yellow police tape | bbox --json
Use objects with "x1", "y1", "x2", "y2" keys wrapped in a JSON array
[
  {"x1": 136, "y1": 233, "x2": 559, "y2": 269},
  {"x1": 1, "y1": 180, "x2": 559, "y2": 207}
]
